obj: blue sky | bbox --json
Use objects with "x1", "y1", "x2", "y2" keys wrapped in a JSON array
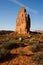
[{"x1": 0, "y1": 0, "x2": 43, "y2": 31}]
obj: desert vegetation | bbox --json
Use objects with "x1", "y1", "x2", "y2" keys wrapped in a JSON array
[
  {"x1": 0, "y1": 32, "x2": 43, "y2": 65},
  {"x1": 31, "y1": 52, "x2": 43, "y2": 65}
]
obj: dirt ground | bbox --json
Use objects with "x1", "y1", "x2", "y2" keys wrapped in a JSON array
[
  {"x1": 0, "y1": 46, "x2": 36, "y2": 65},
  {"x1": 0, "y1": 45, "x2": 43, "y2": 65}
]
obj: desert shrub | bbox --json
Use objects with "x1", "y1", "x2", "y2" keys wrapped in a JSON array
[
  {"x1": 11, "y1": 35, "x2": 20, "y2": 40},
  {"x1": 0, "y1": 40, "x2": 25, "y2": 50},
  {"x1": 32, "y1": 52, "x2": 43, "y2": 65},
  {"x1": 0, "y1": 37, "x2": 9, "y2": 43},
  {"x1": 13, "y1": 36, "x2": 19, "y2": 39},
  {"x1": 30, "y1": 43, "x2": 40, "y2": 52},
  {"x1": 0, "y1": 39, "x2": 5, "y2": 43},
  {"x1": 29, "y1": 41, "x2": 37, "y2": 45},
  {"x1": 23, "y1": 39, "x2": 29, "y2": 43},
  {"x1": 30, "y1": 37, "x2": 36, "y2": 42},
  {"x1": 2, "y1": 42, "x2": 19, "y2": 49},
  {"x1": 0, "y1": 48, "x2": 9, "y2": 59},
  {"x1": 39, "y1": 43, "x2": 43, "y2": 48},
  {"x1": 22, "y1": 40, "x2": 30, "y2": 46},
  {"x1": 21, "y1": 36, "x2": 28, "y2": 39},
  {"x1": 29, "y1": 37, "x2": 38, "y2": 46}
]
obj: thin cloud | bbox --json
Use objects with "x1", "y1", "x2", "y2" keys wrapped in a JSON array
[{"x1": 8, "y1": 0, "x2": 38, "y2": 14}]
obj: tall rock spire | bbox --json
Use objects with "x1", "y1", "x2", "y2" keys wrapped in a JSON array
[{"x1": 16, "y1": 7, "x2": 31, "y2": 34}]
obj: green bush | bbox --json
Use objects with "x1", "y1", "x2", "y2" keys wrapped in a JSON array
[
  {"x1": 21, "y1": 36, "x2": 28, "y2": 39},
  {"x1": 32, "y1": 52, "x2": 43, "y2": 64},
  {"x1": 30, "y1": 43, "x2": 40, "y2": 52},
  {"x1": 29, "y1": 38, "x2": 39, "y2": 46},
  {"x1": 2, "y1": 42, "x2": 19, "y2": 49},
  {"x1": 0, "y1": 48, "x2": 9, "y2": 59},
  {"x1": 40, "y1": 43, "x2": 43, "y2": 48}
]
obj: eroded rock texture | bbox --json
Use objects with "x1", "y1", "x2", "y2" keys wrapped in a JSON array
[{"x1": 16, "y1": 7, "x2": 31, "y2": 34}]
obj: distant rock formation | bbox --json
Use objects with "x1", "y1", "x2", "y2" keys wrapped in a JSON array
[{"x1": 16, "y1": 7, "x2": 31, "y2": 34}]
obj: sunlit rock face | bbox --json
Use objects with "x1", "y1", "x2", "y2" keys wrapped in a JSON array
[{"x1": 16, "y1": 7, "x2": 31, "y2": 34}]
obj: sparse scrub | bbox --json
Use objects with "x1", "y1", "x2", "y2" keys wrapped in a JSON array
[
  {"x1": 32, "y1": 52, "x2": 43, "y2": 65},
  {"x1": 21, "y1": 36, "x2": 28, "y2": 39},
  {"x1": 29, "y1": 40, "x2": 39, "y2": 46},
  {"x1": 0, "y1": 48, "x2": 9, "y2": 59},
  {"x1": 39, "y1": 43, "x2": 43, "y2": 48},
  {"x1": 2, "y1": 42, "x2": 19, "y2": 49},
  {"x1": 30, "y1": 37, "x2": 36, "y2": 42},
  {"x1": 0, "y1": 40, "x2": 24, "y2": 49},
  {"x1": 30, "y1": 43, "x2": 40, "y2": 52}
]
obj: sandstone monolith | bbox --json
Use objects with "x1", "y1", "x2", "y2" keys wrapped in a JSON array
[{"x1": 16, "y1": 7, "x2": 31, "y2": 34}]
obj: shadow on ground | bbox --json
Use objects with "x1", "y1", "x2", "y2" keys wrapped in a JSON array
[{"x1": 0, "y1": 53, "x2": 19, "y2": 63}]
